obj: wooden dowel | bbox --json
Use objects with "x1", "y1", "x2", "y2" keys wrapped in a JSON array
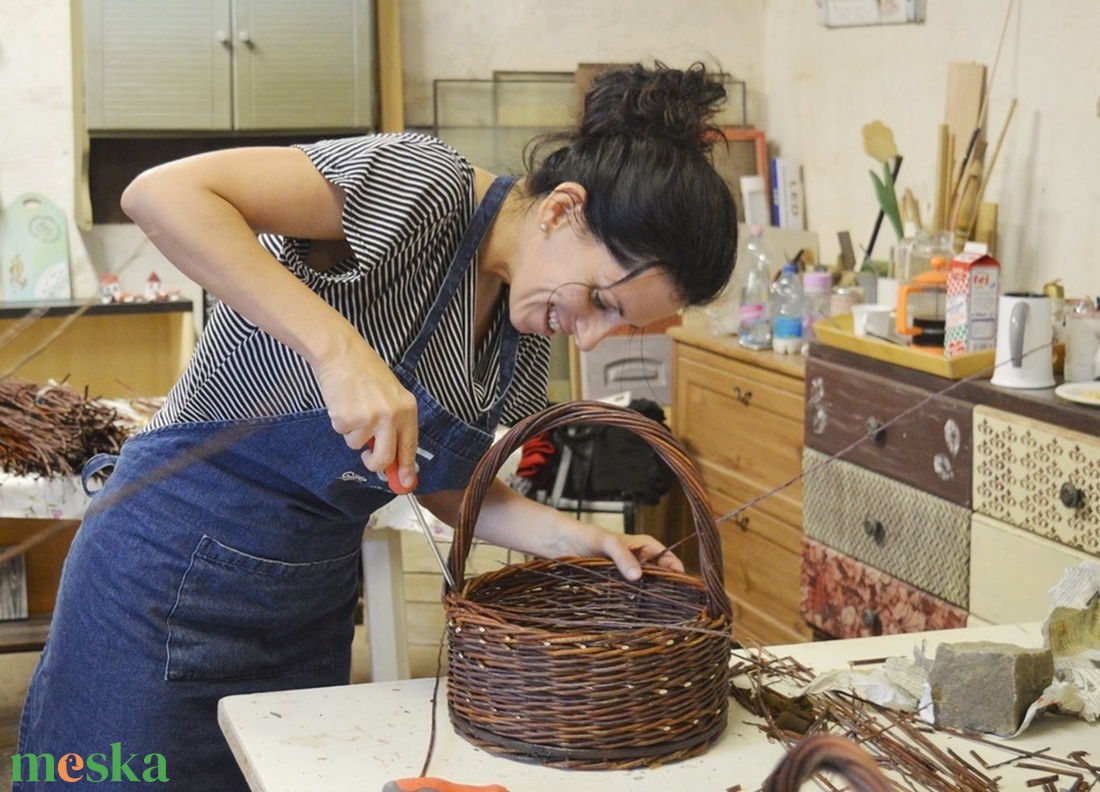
[{"x1": 966, "y1": 98, "x2": 1018, "y2": 239}]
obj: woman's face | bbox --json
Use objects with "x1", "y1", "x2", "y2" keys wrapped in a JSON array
[{"x1": 508, "y1": 216, "x2": 682, "y2": 352}]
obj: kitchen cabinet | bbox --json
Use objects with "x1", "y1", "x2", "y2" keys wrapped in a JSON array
[
  {"x1": 802, "y1": 342, "x2": 1100, "y2": 637},
  {"x1": 83, "y1": 0, "x2": 376, "y2": 131},
  {"x1": 668, "y1": 326, "x2": 812, "y2": 647}
]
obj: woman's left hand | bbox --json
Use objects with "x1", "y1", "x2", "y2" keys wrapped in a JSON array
[
  {"x1": 420, "y1": 481, "x2": 684, "y2": 581},
  {"x1": 551, "y1": 520, "x2": 684, "y2": 581}
]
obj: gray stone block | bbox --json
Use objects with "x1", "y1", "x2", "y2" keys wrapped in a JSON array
[{"x1": 929, "y1": 641, "x2": 1054, "y2": 736}]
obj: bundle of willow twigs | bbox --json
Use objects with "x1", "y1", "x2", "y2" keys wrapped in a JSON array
[
  {"x1": 0, "y1": 377, "x2": 130, "y2": 477},
  {"x1": 732, "y1": 648, "x2": 1100, "y2": 792},
  {"x1": 444, "y1": 400, "x2": 732, "y2": 770}
]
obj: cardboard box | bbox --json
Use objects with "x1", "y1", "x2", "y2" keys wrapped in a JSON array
[{"x1": 944, "y1": 251, "x2": 1000, "y2": 358}]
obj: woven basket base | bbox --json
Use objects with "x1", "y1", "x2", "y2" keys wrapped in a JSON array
[{"x1": 445, "y1": 558, "x2": 732, "y2": 770}]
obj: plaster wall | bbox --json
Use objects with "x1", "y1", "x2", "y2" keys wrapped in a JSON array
[{"x1": 1, "y1": 0, "x2": 1095, "y2": 303}]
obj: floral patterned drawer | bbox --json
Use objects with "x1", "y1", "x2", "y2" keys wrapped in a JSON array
[
  {"x1": 973, "y1": 405, "x2": 1100, "y2": 555},
  {"x1": 802, "y1": 448, "x2": 970, "y2": 607},
  {"x1": 800, "y1": 538, "x2": 969, "y2": 639}
]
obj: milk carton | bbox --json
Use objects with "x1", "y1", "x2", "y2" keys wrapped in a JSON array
[{"x1": 944, "y1": 251, "x2": 1000, "y2": 358}]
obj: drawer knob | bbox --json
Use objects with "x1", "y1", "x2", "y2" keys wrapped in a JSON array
[
  {"x1": 732, "y1": 514, "x2": 750, "y2": 531},
  {"x1": 1060, "y1": 482, "x2": 1086, "y2": 510},
  {"x1": 863, "y1": 517, "x2": 886, "y2": 545},
  {"x1": 864, "y1": 417, "x2": 885, "y2": 442},
  {"x1": 733, "y1": 386, "x2": 753, "y2": 406}
]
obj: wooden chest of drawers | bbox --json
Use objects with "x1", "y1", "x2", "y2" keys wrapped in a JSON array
[
  {"x1": 804, "y1": 356, "x2": 973, "y2": 506},
  {"x1": 973, "y1": 405, "x2": 1099, "y2": 553},
  {"x1": 804, "y1": 343, "x2": 1100, "y2": 636},
  {"x1": 669, "y1": 327, "x2": 812, "y2": 646},
  {"x1": 969, "y1": 404, "x2": 1100, "y2": 624},
  {"x1": 969, "y1": 512, "x2": 1097, "y2": 624},
  {"x1": 802, "y1": 448, "x2": 970, "y2": 607},
  {"x1": 801, "y1": 537, "x2": 969, "y2": 638}
]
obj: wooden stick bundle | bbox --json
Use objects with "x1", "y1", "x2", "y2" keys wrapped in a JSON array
[{"x1": 0, "y1": 377, "x2": 131, "y2": 477}]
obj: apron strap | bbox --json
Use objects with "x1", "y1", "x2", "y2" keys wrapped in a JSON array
[
  {"x1": 400, "y1": 175, "x2": 518, "y2": 368},
  {"x1": 82, "y1": 452, "x2": 120, "y2": 495}
]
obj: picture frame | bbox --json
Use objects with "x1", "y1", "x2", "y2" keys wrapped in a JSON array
[{"x1": 711, "y1": 127, "x2": 770, "y2": 224}]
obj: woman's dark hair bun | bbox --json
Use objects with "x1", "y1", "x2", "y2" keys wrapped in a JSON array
[
  {"x1": 580, "y1": 61, "x2": 727, "y2": 155},
  {"x1": 522, "y1": 60, "x2": 738, "y2": 307}
]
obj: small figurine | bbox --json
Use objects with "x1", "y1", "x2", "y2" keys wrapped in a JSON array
[
  {"x1": 99, "y1": 272, "x2": 139, "y2": 303},
  {"x1": 142, "y1": 271, "x2": 180, "y2": 302},
  {"x1": 144, "y1": 272, "x2": 163, "y2": 301},
  {"x1": 99, "y1": 273, "x2": 122, "y2": 303}
]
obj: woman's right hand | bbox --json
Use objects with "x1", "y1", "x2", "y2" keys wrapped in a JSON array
[{"x1": 312, "y1": 335, "x2": 420, "y2": 489}]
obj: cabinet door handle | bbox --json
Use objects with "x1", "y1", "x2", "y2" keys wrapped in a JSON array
[
  {"x1": 863, "y1": 517, "x2": 886, "y2": 545},
  {"x1": 864, "y1": 416, "x2": 885, "y2": 442},
  {"x1": 1060, "y1": 482, "x2": 1087, "y2": 510},
  {"x1": 733, "y1": 386, "x2": 753, "y2": 406},
  {"x1": 238, "y1": 29, "x2": 253, "y2": 45},
  {"x1": 732, "y1": 514, "x2": 750, "y2": 531},
  {"x1": 215, "y1": 29, "x2": 230, "y2": 45}
]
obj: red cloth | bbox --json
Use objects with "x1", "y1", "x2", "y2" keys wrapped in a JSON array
[{"x1": 515, "y1": 431, "x2": 556, "y2": 489}]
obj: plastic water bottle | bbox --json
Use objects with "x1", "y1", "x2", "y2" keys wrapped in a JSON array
[
  {"x1": 771, "y1": 264, "x2": 804, "y2": 355},
  {"x1": 738, "y1": 226, "x2": 774, "y2": 350}
]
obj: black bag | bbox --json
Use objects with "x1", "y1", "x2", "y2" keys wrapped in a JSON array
[{"x1": 550, "y1": 399, "x2": 674, "y2": 506}]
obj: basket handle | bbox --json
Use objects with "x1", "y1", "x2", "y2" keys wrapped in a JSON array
[{"x1": 448, "y1": 400, "x2": 731, "y2": 619}]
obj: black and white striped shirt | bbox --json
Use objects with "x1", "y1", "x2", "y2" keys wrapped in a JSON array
[{"x1": 144, "y1": 133, "x2": 550, "y2": 433}]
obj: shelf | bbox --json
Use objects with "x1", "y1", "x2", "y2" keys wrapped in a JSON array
[
  {"x1": 0, "y1": 614, "x2": 51, "y2": 654},
  {"x1": 0, "y1": 298, "x2": 193, "y2": 319}
]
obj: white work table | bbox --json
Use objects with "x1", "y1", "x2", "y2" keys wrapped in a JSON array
[{"x1": 218, "y1": 621, "x2": 1098, "y2": 791}]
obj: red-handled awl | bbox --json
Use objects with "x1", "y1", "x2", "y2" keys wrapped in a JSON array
[{"x1": 369, "y1": 439, "x2": 455, "y2": 588}]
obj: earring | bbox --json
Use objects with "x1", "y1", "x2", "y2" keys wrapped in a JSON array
[{"x1": 539, "y1": 222, "x2": 548, "y2": 233}]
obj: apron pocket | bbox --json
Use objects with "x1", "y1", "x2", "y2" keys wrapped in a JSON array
[{"x1": 165, "y1": 535, "x2": 359, "y2": 682}]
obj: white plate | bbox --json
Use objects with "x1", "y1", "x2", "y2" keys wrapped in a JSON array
[{"x1": 1055, "y1": 382, "x2": 1100, "y2": 406}]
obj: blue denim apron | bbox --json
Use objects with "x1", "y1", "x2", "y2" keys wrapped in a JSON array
[{"x1": 15, "y1": 176, "x2": 519, "y2": 790}]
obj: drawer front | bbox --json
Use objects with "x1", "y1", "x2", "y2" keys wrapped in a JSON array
[
  {"x1": 973, "y1": 406, "x2": 1100, "y2": 554},
  {"x1": 804, "y1": 357, "x2": 973, "y2": 506},
  {"x1": 970, "y1": 512, "x2": 1098, "y2": 625},
  {"x1": 711, "y1": 488, "x2": 811, "y2": 646},
  {"x1": 802, "y1": 448, "x2": 970, "y2": 607},
  {"x1": 676, "y1": 350, "x2": 804, "y2": 505},
  {"x1": 800, "y1": 538, "x2": 969, "y2": 639}
]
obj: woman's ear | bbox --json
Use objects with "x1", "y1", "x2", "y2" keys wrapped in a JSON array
[{"x1": 537, "y1": 182, "x2": 588, "y2": 232}]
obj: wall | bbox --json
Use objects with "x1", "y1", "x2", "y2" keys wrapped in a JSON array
[
  {"x1": 1, "y1": 1, "x2": 1095, "y2": 305},
  {"x1": 761, "y1": 0, "x2": 1099, "y2": 299},
  {"x1": 1, "y1": 1, "x2": 93, "y2": 297},
  {"x1": 400, "y1": 0, "x2": 1097, "y2": 299}
]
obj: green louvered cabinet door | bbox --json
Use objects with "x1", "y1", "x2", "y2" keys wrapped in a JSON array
[{"x1": 84, "y1": 0, "x2": 375, "y2": 131}]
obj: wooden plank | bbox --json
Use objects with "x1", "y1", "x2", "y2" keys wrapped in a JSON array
[
  {"x1": 943, "y1": 61, "x2": 986, "y2": 159},
  {"x1": 375, "y1": 0, "x2": 404, "y2": 132}
]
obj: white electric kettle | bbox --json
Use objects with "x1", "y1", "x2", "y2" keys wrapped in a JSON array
[{"x1": 990, "y1": 293, "x2": 1056, "y2": 389}]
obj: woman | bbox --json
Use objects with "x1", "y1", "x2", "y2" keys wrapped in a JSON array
[{"x1": 16, "y1": 61, "x2": 737, "y2": 789}]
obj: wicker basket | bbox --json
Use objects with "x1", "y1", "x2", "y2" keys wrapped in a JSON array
[{"x1": 444, "y1": 400, "x2": 733, "y2": 770}]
